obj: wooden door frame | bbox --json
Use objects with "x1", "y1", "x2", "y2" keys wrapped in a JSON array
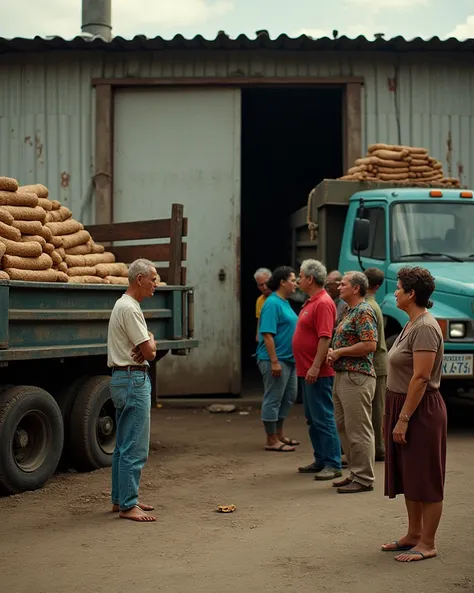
[{"x1": 93, "y1": 76, "x2": 363, "y2": 224}]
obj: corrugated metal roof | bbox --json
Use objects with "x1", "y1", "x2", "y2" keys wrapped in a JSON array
[{"x1": 1, "y1": 32, "x2": 474, "y2": 54}]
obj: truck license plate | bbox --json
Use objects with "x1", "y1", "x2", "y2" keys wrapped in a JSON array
[{"x1": 442, "y1": 354, "x2": 473, "y2": 377}]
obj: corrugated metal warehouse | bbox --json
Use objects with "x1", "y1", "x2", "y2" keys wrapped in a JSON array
[{"x1": 1, "y1": 31, "x2": 473, "y2": 396}]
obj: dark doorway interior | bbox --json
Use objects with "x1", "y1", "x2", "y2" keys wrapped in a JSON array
[{"x1": 240, "y1": 87, "x2": 344, "y2": 390}]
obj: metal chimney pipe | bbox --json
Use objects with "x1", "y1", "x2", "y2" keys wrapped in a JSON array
[{"x1": 81, "y1": 0, "x2": 112, "y2": 41}]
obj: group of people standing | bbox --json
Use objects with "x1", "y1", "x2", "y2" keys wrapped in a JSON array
[{"x1": 253, "y1": 262, "x2": 447, "y2": 562}]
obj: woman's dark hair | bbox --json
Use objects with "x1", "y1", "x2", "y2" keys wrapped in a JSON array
[
  {"x1": 397, "y1": 266, "x2": 435, "y2": 309},
  {"x1": 267, "y1": 266, "x2": 295, "y2": 292}
]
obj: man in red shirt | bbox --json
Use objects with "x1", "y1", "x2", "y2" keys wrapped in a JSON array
[{"x1": 293, "y1": 259, "x2": 342, "y2": 481}]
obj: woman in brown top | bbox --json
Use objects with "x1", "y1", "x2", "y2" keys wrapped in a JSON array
[{"x1": 381, "y1": 266, "x2": 446, "y2": 563}]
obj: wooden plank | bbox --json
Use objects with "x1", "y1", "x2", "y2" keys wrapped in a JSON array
[
  {"x1": 168, "y1": 203, "x2": 184, "y2": 286},
  {"x1": 94, "y1": 84, "x2": 113, "y2": 224},
  {"x1": 93, "y1": 76, "x2": 366, "y2": 87},
  {"x1": 109, "y1": 242, "x2": 187, "y2": 264},
  {"x1": 345, "y1": 83, "x2": 363, "y2": 174},
  {"x1": 86, "y1": 218, "x2": 188, "y2": 242}
]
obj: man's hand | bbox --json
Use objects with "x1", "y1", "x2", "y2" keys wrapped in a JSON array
[
  {"x1": 327, "y1": 348, "x2": 340, "y2": 366},
  {"x1": 271, "y1": 361, "x2": 282, "y2": 377},
  {"x1": 305, "y1": 365, "x2": 320, "y2": 384},
  {"x1": 132, "y1": 346, "x2": 146, "y2": 364}
]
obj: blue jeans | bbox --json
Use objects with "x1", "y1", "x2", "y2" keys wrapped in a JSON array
[
  {"x1": 110, "y1": 369, "x2": 151, "y2": 511},
  {"x1": 258, "y1": 360, "x2": 297, "y2": 422},
  {"x1": 303, "y1": 376, "x2": 342, "y2": 470}
]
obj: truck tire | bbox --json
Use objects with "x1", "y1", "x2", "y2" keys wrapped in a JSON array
[
  {"x1": 55, "y1": 376, "x2": 88, "y2": 470},
  {"x1": 69, "y1": 375, "x2": 115, "y2": 472},
  {"x1": 0, "y1": 385, "x2": 64, "y2": 494}
]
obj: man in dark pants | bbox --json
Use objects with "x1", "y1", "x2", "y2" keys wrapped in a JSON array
[{"x1": 293, "y1": 259, "x2": 342, "y2": 480}]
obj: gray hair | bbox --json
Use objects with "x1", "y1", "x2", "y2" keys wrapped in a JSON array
[
  {"x1": 300, "y1": 259, "x2": 327, "y2": 286},
  {"x1": 254, "y1": 267, "x2": 272, "y2": 280},
  {"x1": 345, "y1": 271, "x2": 369, "y2": 297},
  {"x1": 128, "y1": 258, "x2": 156, "y2": 283}
]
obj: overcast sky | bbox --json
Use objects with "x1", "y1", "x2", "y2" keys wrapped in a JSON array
[{"x1": 1, "y1": 0, "x2": 474, "y2": 41}]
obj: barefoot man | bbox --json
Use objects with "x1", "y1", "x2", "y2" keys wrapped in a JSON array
[{"x1": 107, "y1": 258, "x2": 158, "y2": 522}]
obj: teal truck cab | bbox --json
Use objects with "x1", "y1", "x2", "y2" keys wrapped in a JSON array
[{"x1": 290, "y1": 180, "x2": 474, "y2": 397}]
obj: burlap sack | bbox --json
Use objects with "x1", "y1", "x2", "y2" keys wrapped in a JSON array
[
  {"x1": 95, "y1": 263, "x2": 128, "y2": 278},
  {"x1": 65, "y1": 252, "x2": 115, "y2": 268},
  {"x1": 0, "y1": 209, "x2": 14, "y2": 225},
  {"x1": 45, "y1": 219, "x2": 83, "y2": 236},
  {"x1": 39, "y1": 226, "x2": 53, "y2": 242},
  {"x1": 50, "y1": 200, "x2": 61, "y2": 210},
  {"x1": 0, "y1": 221, "x2": 21, "y2": 241},
  {"x1": 378, "y1": 167, "x2": 409, "y2": 175},
  {"x1": 56, "y1": 271, "x2": 69, "y2": 283},
  {"x1": 1, "y1": 205, "x2": 46, "y2": 222},
  {"x1": 411, "y1": 158, "x2": 430, "y2": 167},
  {"x1": 43, "y1": 243, "x2": 55, "y2": 255},
  {"x1": 410, "y1": 165, "x2": 433, "y2": 173},
  {"x1": 378, "y1": 172, "x2": 411, "y2": 181},
  {"x1": 6, "y1": 268, "x2": 57, "y2": 282},
  {"x1": 355, "y1": 157, "x2": 378, "y2": 166},
  {"x1": 12, "y1": 220, "x2": 43, "y2": 235},
  {"x1": 0, "y1": 191, "x2": 39, "y2": 207},
  {"x1": 65, "y1": 241, "x2": 92, "y2": 256},
  {"x1": 368, "y1": 143, "x2": 395, "y2": 152},
  {"x1": 421, "y1": 170, "x2": 443, "y2": 178},
  {"x1": 339, "y1": 175, "x2": 363, "y2": 181},
  {"x1": 57, "y1": 247, "x2": 66, "y2": 259},
  {"x1": 51, "y1": 251, "x2": 63, "y2": 266},
  {"x1": 47, "y1": 206, "x2": 72, "y2": 223},
  {"x1": 2, "y1": 253, "x2": 53, "y2": 271},
  {"x1": 0, "y1": 242, "x2": 6, "y2": 259},
  {"x1": 0, "y1": 271, "x2": 9, "y2": 280},
  {"x1": 348, "y1": 165, "x2": 366, "y2": 175},
  {"x1": 371, "y1": 149, "x2": 409, "y2": 161},
  {"x1": 50, "y1": 236, "x2": 62, "y2": 247},
  {"x1": 68, "y1": 275, "x2": 104, "y2": 284},
  {"x1": 90, "y1": 243, "x2": 105, "y2": 254},
  {"x1": 0, "y1": 177, "x2": 19, "y2": 192},
  {"x1": 0, "y1": 237, "x2": 42, "y2": 257},
  {"x1": 22, "y1": 234, "x2": 47, "y2": 248},
  {"x1": 400, "y1": 146, "x2": 428, "y2": 155},
  {"x1": 61, "y1": 230, "x2": 91, "y2": 250},
  {"x1": 67, "y1": 266, "x2": 97, "y2": 277},
  {"x1": 57, "y1": 262, "x2": 68, "y2": 272},
  {"x1": 37, "y1": 197, "x2": 52, "y2": 211},
  {"x1": 19, "y1": 184, "x2": 48, "y2": 198},
  {"x1": 104, "y1": 276, "x2": 129, "y2": 285}
]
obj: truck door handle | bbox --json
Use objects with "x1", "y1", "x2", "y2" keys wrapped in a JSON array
[{"x1": 218, "y1": 268, "x2": 226, "y2": 282}]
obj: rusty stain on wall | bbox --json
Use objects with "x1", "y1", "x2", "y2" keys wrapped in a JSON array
[
  {"x1": 457, "y1": 162, "x2": 464, "y2": 184},
  {"x1": 24, "y1": 136, "x2": 32, "y2": 146},
  {"x1": 61, "y1": 172, "x2": 70, "y2": 188},
  {"x1": 35, "y1": 135, "x2": 43, "y2": 160},
  {"x1": 446, "y1": 130, "x2": 453, "y2": 178}
]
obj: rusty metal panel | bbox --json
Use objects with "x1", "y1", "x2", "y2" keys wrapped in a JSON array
[{"x1": 113, "y1": 87, "x2": 241, "y2": 396}]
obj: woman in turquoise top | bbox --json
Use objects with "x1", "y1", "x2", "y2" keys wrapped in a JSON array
[{"x1": 257, "y1": 266, "x2": 299, "y2": 452}]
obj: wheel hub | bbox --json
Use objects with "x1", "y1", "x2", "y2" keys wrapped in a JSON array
[
  {"x1": 15, "y1": 428, "x2": 29, "y2": 449},
  {"x1": 99, "y1": 416, "x2": 114, "y2": 436}
]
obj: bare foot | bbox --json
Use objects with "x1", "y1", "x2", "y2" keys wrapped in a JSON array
[
  {"x1": 119, "y1": 506, "x2": 156, "y2": 522},
  {"x1": 381, "y1": 535, "x2": 420, "y2": 551},
  {"x1": 265, "y1": 441, "x2": 296, "y2": 452},
  {"x1": 112, "y1": 502, "x2": 154, "y2": 513},
  {"x1": 395, "y1": 545, "x2": 437, "y2": 562}
]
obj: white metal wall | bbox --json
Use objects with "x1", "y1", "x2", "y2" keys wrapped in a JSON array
[{"x1": 113, "y1": 87, "x2": 241, "y2": 395}]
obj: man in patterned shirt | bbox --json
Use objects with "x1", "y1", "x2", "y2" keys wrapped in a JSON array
[{"x1": 327, "y1": 271, "x2": 378, "y2": 494}]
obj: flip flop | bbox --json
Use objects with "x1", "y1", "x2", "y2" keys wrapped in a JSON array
[
  {"x1": 381, "y1": 541, "x2": 415, "y2": 552},
  {"x1": 265, "y1": 444, "x2": 295, "y2": 452},
  {"x1": 395, "y1": 550, "x2": 432, "y2": 562},
  {"x1": 280, "y1": 437, "x2": 300, "y2": 446}
]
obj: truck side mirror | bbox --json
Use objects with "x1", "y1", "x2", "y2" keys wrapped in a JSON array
[{"x1": 353, "y1": 218, "x2": 370, "y2": 252}]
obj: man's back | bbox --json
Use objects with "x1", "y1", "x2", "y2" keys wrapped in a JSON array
[{"x1": 107, "y1": 294, "x2": 149, "y2": 367}]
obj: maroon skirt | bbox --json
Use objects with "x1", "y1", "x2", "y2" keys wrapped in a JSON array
[{"x1": 384, "y1": 389, "x2": 447, "y2": 503}]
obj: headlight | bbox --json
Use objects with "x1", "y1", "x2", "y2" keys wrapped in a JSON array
[{"x1": 449, "y1": 322, "x2": 466, "y2": 339}]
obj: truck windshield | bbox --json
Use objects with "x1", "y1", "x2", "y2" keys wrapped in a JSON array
[{"x1": 391, "y1": 201, "x2": 474, "y2": 262}]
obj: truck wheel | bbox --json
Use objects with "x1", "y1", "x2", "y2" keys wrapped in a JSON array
[
  {"x1": 55, "y1": 377, "x2": 88, "y2": 470},
  {"x1": 386, "y1": 334, "x2": 399, "y2": 351},
  {"x1": 0, "y1": 385, "x2": 64, "y2": 494},
  {"x1": 69, "y1": 375, "x2": 115, "y2": 472}
]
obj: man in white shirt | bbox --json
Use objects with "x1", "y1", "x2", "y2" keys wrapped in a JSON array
[{"x1": 108, "y1": 258, "x2": 158, "y2": 523}]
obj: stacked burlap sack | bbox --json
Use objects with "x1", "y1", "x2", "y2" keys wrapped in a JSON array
[
  {"x1": 339, "y1": 144, "x2": 461, "y2": 188},
  {"x1": 0, "y1": 177, "x2": 131, "y2": 284}
]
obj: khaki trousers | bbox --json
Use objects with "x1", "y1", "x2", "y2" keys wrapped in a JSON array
[
  {"x1": 333, "y1": 371, "x2": 376, "y2": 487},
  {"x1": 372, "y1": 375, "x2": 387, "y2": 458}
]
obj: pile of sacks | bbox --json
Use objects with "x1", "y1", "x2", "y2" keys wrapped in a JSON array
[
  {"x1": 340, "y1": 144, "x2": 461, "y2": 188},
  {"x1": 0, "y1": 176, "x2": 131, "y2": 284}
]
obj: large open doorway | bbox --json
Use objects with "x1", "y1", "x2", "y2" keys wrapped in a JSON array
[{"x1": 240, "y1": 86, "x2": 344, "y2": 390}]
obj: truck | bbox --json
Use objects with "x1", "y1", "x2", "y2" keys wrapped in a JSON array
[
  {"x1": 290, "y1": 180, "x2": 474, "y2": 397},
  {"x1": 0, "y1": 204, "x2": 197, "y2": 495}
]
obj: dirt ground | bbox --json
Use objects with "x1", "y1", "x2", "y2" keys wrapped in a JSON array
[{"x1": 1, "y1": 399, "x2": 474, "y2": 593}]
